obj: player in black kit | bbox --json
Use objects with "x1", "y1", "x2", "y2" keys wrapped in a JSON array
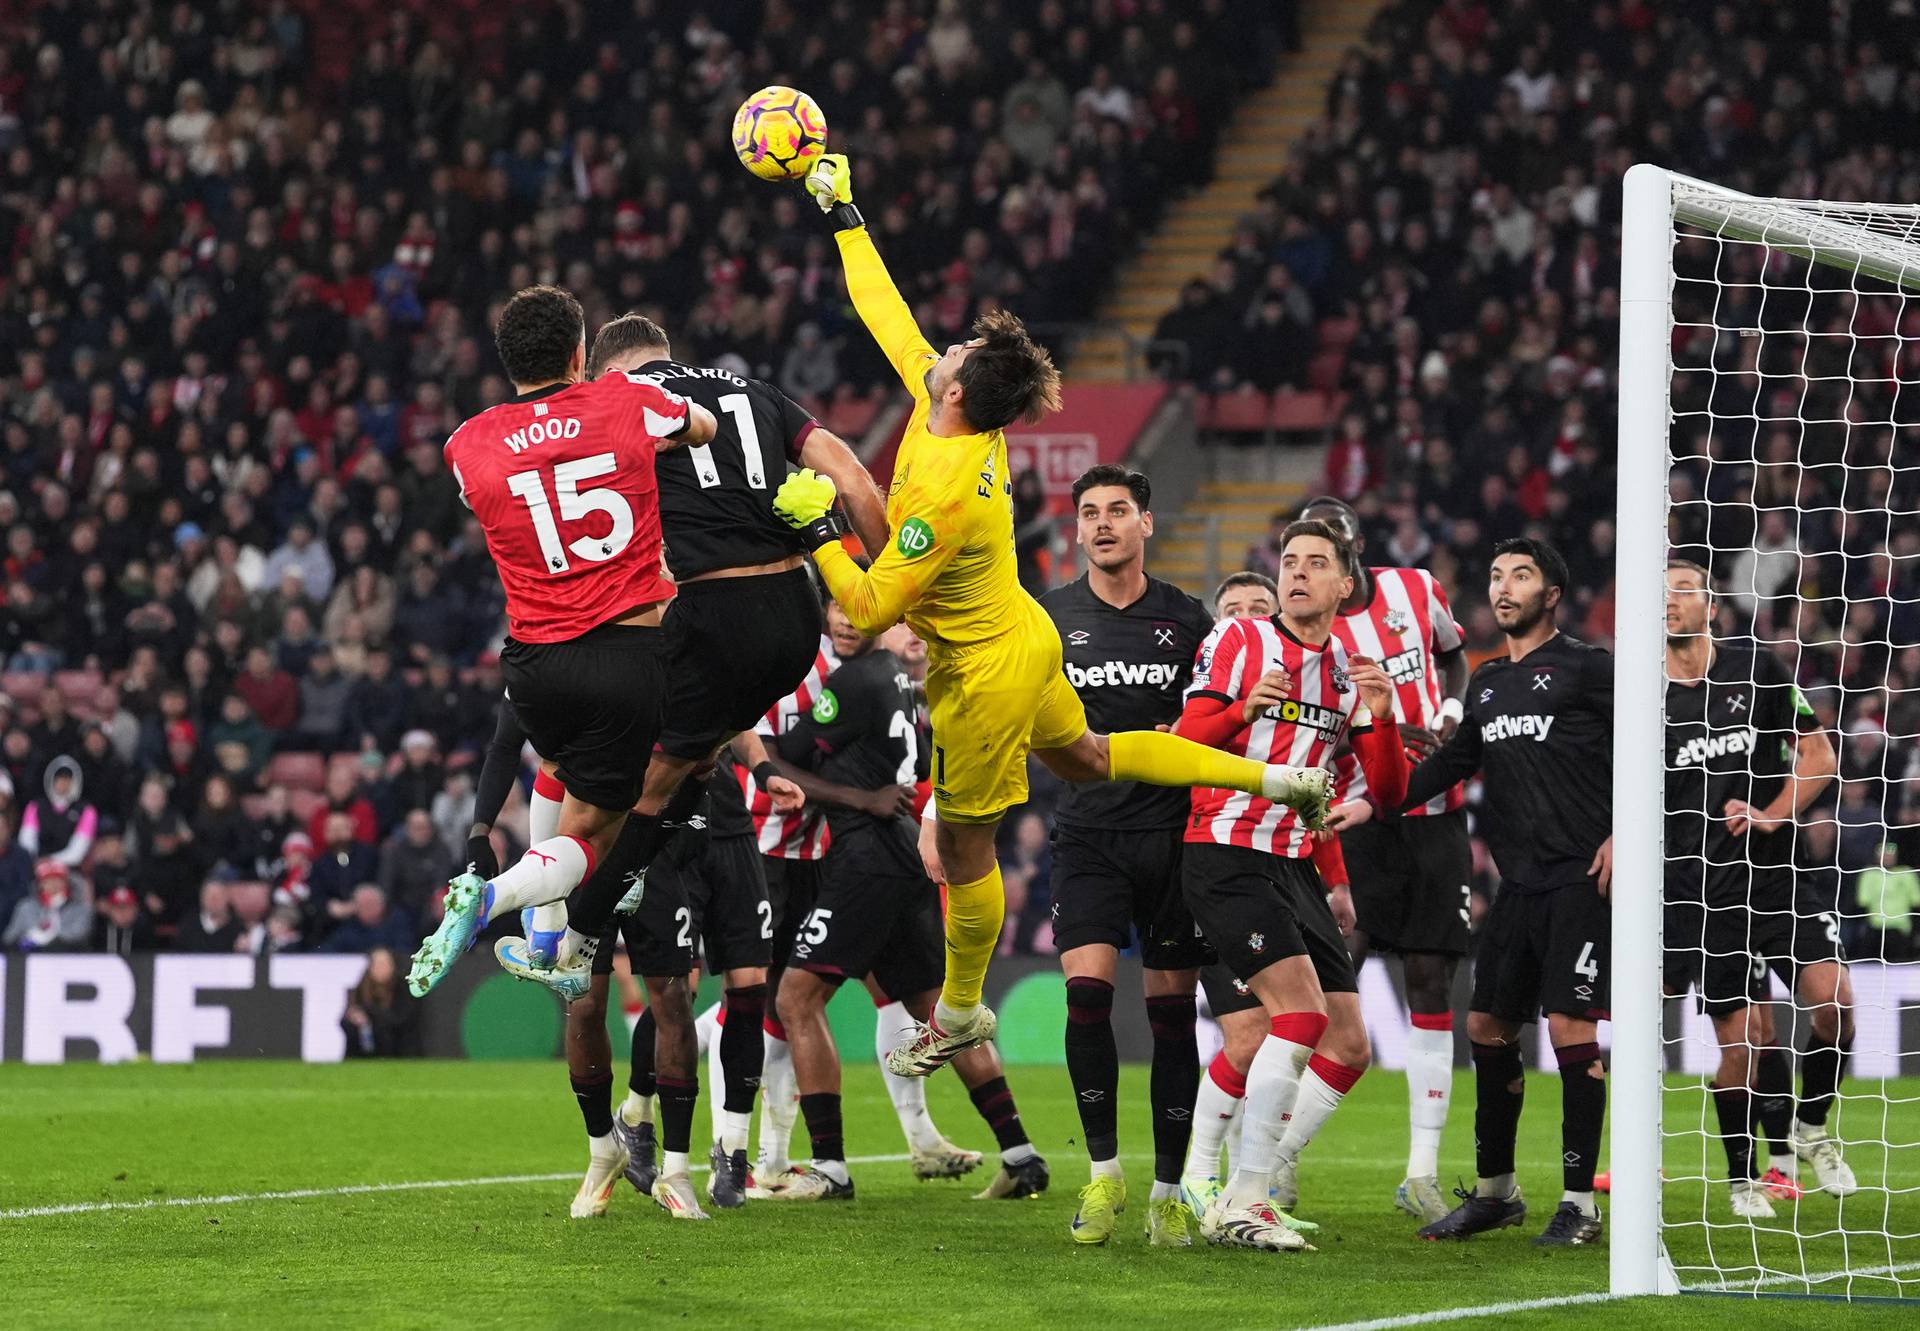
[
  {"x1": 1395, "y1": 539, "x2": 1615, "y2": 1248},
  {"x1": 766, "y1": 603, "x2": 1048, "y2": 1202},
  {"x1": 1040, "y1": 465, "x2": 1213, "y2": 1248},
  {"x1": 1660, "y1": 560, "x2": 1852, "y2": 1211},
  {"x1": 504, "y1": 314, "x2": 889, "y2": 986}
]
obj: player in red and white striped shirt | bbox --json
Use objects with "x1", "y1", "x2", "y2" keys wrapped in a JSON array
[
  {"x1": 1172, "y1": 521, "x2": 1408, "y2": 1251},
  {"x1": 1303, "y1": 496, "x2": 1473, "y2": 1226}
]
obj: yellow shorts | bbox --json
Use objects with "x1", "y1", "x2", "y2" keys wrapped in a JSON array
[{"x1": 925, "y1": 608, "x2": 1087, "y2": 824}]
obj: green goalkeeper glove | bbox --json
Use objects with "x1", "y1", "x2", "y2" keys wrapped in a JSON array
[
  {"x1": 804, "y1": 153, "x2": 863, "y2": 230},
  {"x1": 775, "y1": 468, "x2": 848, "y2": 550}
]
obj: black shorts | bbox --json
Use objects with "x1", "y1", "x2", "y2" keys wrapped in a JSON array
[
  {"x1": 501, "y1": 622, "x2": 669, "y2": 812},
  {"x1": 791, "y1": 843, "x2": 944, "y2": 1003},
  {"x1": 1662, "y1": 880, "x2": 1847, "y2": 1020},
  {"x1": 1049, "y1": 823, "x2": 1212, "y2": 969},
  {"x1": 1186, "y1": 842, "x2": 1355, "y2": 1018},
  {"x1": 1343, "y1": 810, "x2": 1473, "y2": 956},
  {"x1": 762, "y1": 855, "x2": 822, "y2": 969},
  {"x1": 657, "y1": 568, "x2": 822, "y2": 759},
  {"x1": 593, "y1": 858, "x2": 696, "y2": 979},
  {"x1": 1471, "y1": 882, "x2": 1610, "y2": 1024},
  {"x1": 648, "y1": 831, "x2": 773, "y2": 974}
]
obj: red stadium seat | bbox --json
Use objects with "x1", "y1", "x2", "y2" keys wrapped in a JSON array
[
  {"x1": 1270, "y1": 390, "x2": 1334, "y2": 435},
  {"x1": 1307, "y1": 350, "x2": 1347, "y2": 393},
  {"x1": 1317, "y1": 316, "x2": 1360, "y2": 351},
  {"x1": 1, "y1": 673, "x2": 45, "y2": 707},
  {"x1": 268, "y1": 752, "x2": 328, "y2": 792},
  {"x1": 289, "y1": 790, "x2": 326, "y2": 823},
  {"x1": 54, "y1": 670, "x2": 103, "y2": 706},
  {"x1": 1205, "y1": 389, "x2": 1273, "y2": 433},
  {"x1": 824, "y1": 396, "x2": 881, "y2": 440}
]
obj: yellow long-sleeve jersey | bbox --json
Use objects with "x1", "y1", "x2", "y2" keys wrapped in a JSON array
[{"x1": 811, "y1": 225, "x2": 1037, "y2": 649}]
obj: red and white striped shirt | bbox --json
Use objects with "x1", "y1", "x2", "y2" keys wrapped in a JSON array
[
  {"x1": 1183, "y1": 616, "x2": 1372, "y2": 857},
  {"x1": 1330, "y1": 566, "x2": 1464, "y2": 816},
  {"x1": 739, "y1": 638, "x2": 838, "y2": 859}
]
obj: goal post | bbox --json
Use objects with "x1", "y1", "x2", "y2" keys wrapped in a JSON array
[{"x1": 1615, "y1": 164, "x2": 1920, "y2": 1301}]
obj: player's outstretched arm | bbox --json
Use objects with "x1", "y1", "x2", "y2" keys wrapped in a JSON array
[
  {"x1": 798, "y1": 426, "x2": 889, "y2": 553},
  {"x1": 775, "y1": 468, "x2": 960, "y2": 636},
  {"x1": 1399, "y1": 714, "x2": 1481, "y2": 811},
  {"x1": 804, "y1": 154, "x2": 939, "y2": 400}
]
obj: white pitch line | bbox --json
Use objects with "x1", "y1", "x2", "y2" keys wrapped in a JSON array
[{"x1": 0, "y1": 1152, "x2": 913, "y2": 1220}]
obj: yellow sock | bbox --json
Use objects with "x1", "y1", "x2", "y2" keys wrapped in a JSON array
[
  {"x1": 1108, "y1": 728, "x2": 1265, "y2": 794},
  {"x1": 939, "y1": 862, "x2": 1005, "y2": 1012}
]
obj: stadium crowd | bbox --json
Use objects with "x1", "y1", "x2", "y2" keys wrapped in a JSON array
[
  {"x1": 1147, "y1": 0, "x2": 1920, "y2": 954},
  {"x1": 0, "y1": 0, "x2": 1282, "y2": 960}
]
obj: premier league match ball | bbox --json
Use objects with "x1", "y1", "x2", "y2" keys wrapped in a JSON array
[{"x1": 732, "y1": 85, "x2": 828, "y2": 181}]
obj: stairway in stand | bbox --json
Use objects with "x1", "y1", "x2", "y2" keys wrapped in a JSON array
[{"x1": 1152, "y1": 479, "x2": 1308, "y2": 596}]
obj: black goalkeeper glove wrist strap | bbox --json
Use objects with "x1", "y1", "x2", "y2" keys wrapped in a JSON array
[
  {"x1": 752, "y1": 761, "x2": 782, "y2": 793},
  {"x1": 827, "y1": 202, "x2": 865, "y2": 232},
  {"x1": 798, "y1": 509, "x2": 849, "y2": 550}
]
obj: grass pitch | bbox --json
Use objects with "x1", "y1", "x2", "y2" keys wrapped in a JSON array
[{"x1": 2, "y1": 1061, "x2": 1915, "y2": 1329}]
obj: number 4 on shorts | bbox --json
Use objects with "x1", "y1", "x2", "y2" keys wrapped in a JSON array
[{"x1": 1574, "y1": 940, "x2": 1600, "y2": 983}]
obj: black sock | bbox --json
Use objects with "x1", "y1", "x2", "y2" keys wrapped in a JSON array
[
  {"x1": 1753, "y1": 1046, "x2": 1794, "y2": 1157},
  {"x1": 1146, "y1": 993, "x2": 1200, "y2": 1186},
  {"x1": 1711, "y1": 1083, "x2": 1756, "y2": 1180},
  {"x1": 1555, "y1": 1042, "x2": 1605, "y2": 1194},
  {"x1": 968, "y1": 1076, "x2": 1030, "y2": 1153},
  {"x1": 721, "y1": 984, "x2": 767, "y2": 1114},
  {"x1": 571, "y1": 1070, "x2": 613, "y2": 1138},
  {"x1": 567, "y1": 814, "x2": 666, "y2": 938},
  {"x1": 1798, "y1": 1033, "x2": 1851, "y2": 1127},
  {"x1": 1471, "y1": 1040, "x2": 1526, "y2": 1181},
  {"x1": 800, "y1": 1091, "x2": 844, "y2": 1162},
  {"x1": 1064, "y1": 976, "x2": 1119, "y2": 1161},
  {"x1": 628, "y1": 1006, "x2": 657, "y2": 1098},
  {"x1": 657, "y1": 1075, "x2": 698, "y2": 1155}
]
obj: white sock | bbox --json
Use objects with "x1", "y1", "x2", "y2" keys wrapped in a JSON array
[
  {"x1": 876, "y1": 1001, "x2": 943, "y2": 1151},
  {"x1": 1222, "y1": 1033, "x2": 1313, "y2": 1211},
  {"x1": 1091, "y1": 1157, "x2": 1123, "y2": 1181},
  {"x1": 664, "y1": 1150, "x2": 689, "y2": 1178},
  {"x1": 720, "y1": 1109, "x2": 752, "y2": 1155},
  {"x1": 1002, "y1": 1143, "x2": 1037, "y2": 1166},
  {"x1": 933, "y1": 998, "x2": 976, "y2": 1030},
  {"x1": 529, "y1": 783, "x2": 562, "y2": 843},
  {"x1": 1276, "y1": 1059, "x2": 1358, "y2": 1168},
  {"x1": 527, "y1": 901, "x2": 567, "y2": 937},
  {"x1": 589, "y1": 1130, "x2": 620, "y2": 1158},
  {"x1": 1478, "y1": 1172, "x2": 1516, "y2": 1198},
  {"x1": 1564, "y1": 1189, "x2": 1597, "y2": 1217},
  {"x1": 619, "y1": 1091, "x2": 652, "y2": 1127},
  {"x1": 1405, "y1": 1020, "x2": 1453, "y2": 1178},
  {"x1": 485, "y1": 836, "x2": 591, "y2": 918},
  {"x1": 701, "y1": 1005, "x2": 725, "y2": 1143},
  {"x1": 1225, "y1": 1099, "x2": 1245, "y2": 1177},
  {"x1": 758, "y1": 1027, "x2": 797, "y2": 1175},
  {"x1": 1150, "y1": 1180, "x2": 1180, "y2": 1202},
  {"x1": 1184, "y1": 1062, "x2": 1243, "y2": 1179},
  {"x1": 811, "y1": 1157, "x2": 851, "y2": 1184}
]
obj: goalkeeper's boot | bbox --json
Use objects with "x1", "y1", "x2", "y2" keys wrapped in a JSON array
[
  {"x1": 519, "y1": 905, "x2": 566, "y2": 969},
  {"x1": 1730, "y1": 1179, "x2": 1777, "y2": 1220},
  {"x1": 613, "y1": 1114, "x2": 658, "y2": 1195},
  {"x1": 1533, "y1": 1200, "x2": 1603, "y2": 1246},
  {"x1": 1146, "y1": 1193, "x2": 1196, "y2": 1248},
  {"x1": 569, "y1": 1133, "x2": 630, "y2": 1219},
  {"x1": 1068, "y1": 1173, "x2": 1126, "y2": 1244},
  {"x1": 1396, "y1": 1175, "x2": 1452, "y2": 1224},
  {"x1": 911, "y1": 1137, "x2": 984, "y2": 1180},
  {"x1": 774, "y1": 1164, "x2": 855, "y2": 1202},
  {"x1": 651, "y1": 1171, "x2": 712, "y2": 1220},
  {"x1": 1201, "y1": 1197, "x2": 1309, "y2": 1252},
  {"x1": 1791, "y1": 1120, "x2": 1858, "y2": 1196},
  {"x1": 494, "y1": 934, "x2": 595, "y2": 1003},
  {"x1": 1759, "y1": 1165, "x2": 1802, "y2": 1201},
  {"x1": 885, "y1": 1004, "x2": 997, "y2": 1078},
  {"x1": 407, "y1": 871, "x2": 488, "y2": 996},
  {"x1": 705, "y1": 1143, "x2": 749, "y2": 1210},
  {"x1": 1260, "y1": 765, "x2": 1335, "y2": 830},
  {"x1": 975, "y1": 1152, "x2": 1049, "y2": 1200},
  {"x1": 1418, "y1": 1183, "x2": 1527, "y2": 1241}
]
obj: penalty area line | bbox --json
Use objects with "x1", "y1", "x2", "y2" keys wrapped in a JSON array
[{"x1": 0, "y1": 1152, "x2": 913, "y2": 1220}]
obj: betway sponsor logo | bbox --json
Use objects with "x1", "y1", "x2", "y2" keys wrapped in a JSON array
[
  {"x1": 1672, "y1": 727, "x2": 1755, "y2": 768},
  {"x1": 503, "y1": 416, "x2": 582, "y2": 453},
  {"x1": 1481, "y1": 713, "x2": 1555, "y2": 744},
  {"x1": 1067, "y1": 660, "x2": 1181, "y2": 689}
]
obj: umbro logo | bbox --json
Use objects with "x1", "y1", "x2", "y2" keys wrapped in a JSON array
[
  {"x1": 1068, "y1": 630, "x2": 1091, "y2": 646},
  {"x1": 1078, "y1": 1089, "x2": 1107, "y2": 1103},
  {"x1": 1480, "y1": 688, "x2": 1494, "y2": 704},
  {"x1": 1564, "y1": 1151, "x2": 1582, "y2": 1167},
  {"x1": 1164, "y1": 1107, "x2": 1191, "y2": 1121}
]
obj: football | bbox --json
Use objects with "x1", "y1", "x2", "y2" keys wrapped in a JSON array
[{"x1": 732, "y1": 85, "x2": 828, "y2": 181}]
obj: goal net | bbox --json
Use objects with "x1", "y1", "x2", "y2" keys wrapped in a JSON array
[{"x1": 1615, "y1": 166, "x2": 1920, "y2": 1301}]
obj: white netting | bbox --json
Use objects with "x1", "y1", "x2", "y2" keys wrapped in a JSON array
[{"x1": 1659, "y1": 179, "x2": 1920, "y2": 1299}]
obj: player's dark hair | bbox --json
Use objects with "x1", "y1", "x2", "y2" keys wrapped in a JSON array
[
  {"x1": 495, "y1": 285, "x2": 584, "y2": 387},
  {"x1": 1666, "y1": 557, "x2": 1711, "y2": 588},
  {"x1": 1493, "y1": 536, "x2": 1570, "y2": 593},
  {"x1": 1297, "y1": 494, "x2": 1360, "y2": 543},
  {"x1": 1279, "y1": 518, "x2": 1356, "y2": 576},
  {"x1": 953, "y1": 308, "x2": 1063, "y2": 432},
  {"x1": 1071, "y1": 464, "x2": 1150, "y2": 512},
  {"x1": 1213, "y1": 570, "x2": 1277, "y2": 609},
  {"x1": 588, "y1": 313, "x2": 671, "y2": 379}
]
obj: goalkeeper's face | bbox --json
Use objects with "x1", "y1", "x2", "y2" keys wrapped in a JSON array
[
  {"x1": 927, "y1": 338, "x2": 984, "y2": 404},
  {"x1": 1489, "y1": 554, "x2": 1559, "y2": 635}
]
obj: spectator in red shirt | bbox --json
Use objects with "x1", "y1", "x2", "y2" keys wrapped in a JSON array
[
  {"x1": 233, "y1": 646, "x2": 299, "y2": 732},
  {"x1": 306, "y1": 764, "x2": 379, "y2": 849}
]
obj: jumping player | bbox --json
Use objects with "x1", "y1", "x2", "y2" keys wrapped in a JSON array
[
  {"x1": 773, "y1": 153, "x2": 1335, "y2": 1077},
  {"x1": 408, "y1": 285, "x2": 717, "y2": 997},
  {"x1": 1041, "y1": 465, "x2": 1214, "y2": 1248}
]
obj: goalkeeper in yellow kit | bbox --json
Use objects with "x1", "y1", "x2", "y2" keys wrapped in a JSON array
[{"x1": 774, "y1": 155, "x2": 1334, "y2": 1076}]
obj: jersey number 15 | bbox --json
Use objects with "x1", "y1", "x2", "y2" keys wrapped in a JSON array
[{"x1": 505, "y1": 453, "x2": 635, "y2": 574}]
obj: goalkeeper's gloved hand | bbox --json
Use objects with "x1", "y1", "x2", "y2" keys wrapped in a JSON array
[
  {"x1": 804, "y1": 153, "x2": 863, "y2": 230},
  {"x1": 774, "y1": 468, "x2": 848, "y2": 549}
]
